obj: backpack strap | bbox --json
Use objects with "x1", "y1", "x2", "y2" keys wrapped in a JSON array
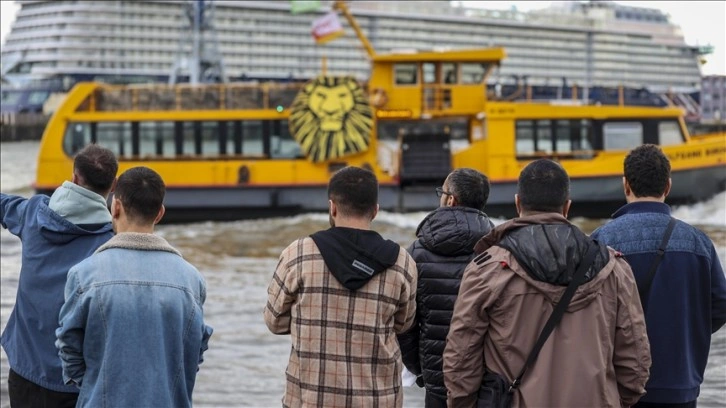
[
  {"x1": 639, "y1": 217, "x2": 677, "y2": 313},
  {"x1": 508, "y1": 243, "x2": 599, "y2": 392}
]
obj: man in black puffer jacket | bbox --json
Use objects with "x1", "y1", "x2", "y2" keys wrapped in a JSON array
[{"x1": 397, "y1": 168, "x2": 495, "y2": 408}]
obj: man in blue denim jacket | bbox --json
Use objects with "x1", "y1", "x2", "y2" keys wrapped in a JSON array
[
  {"x1": 1, "y1": 144, "x2": 117, "y2": 408},
  {"x1": 55, "y1": 166, "x2": 213, "y2": 408},
  {"x1": 592, "y1": 144, "x2": 726, "y2": 408}
]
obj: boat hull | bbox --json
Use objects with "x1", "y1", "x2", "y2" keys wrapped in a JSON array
[{"x1": 39, "y1": 163, "x2": 721, "y2": 223}]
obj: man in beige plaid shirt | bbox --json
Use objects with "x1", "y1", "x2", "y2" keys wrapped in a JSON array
[{"x1": 264, "y1": 166, "x2": 418, "y2": 407}]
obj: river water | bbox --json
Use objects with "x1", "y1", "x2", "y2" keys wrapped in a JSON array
[{"x1": 1, "y1": 141, "x2": 724, "y2": 407}]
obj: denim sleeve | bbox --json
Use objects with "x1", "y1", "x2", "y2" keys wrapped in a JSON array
[
  {"x1": 55, "y1": 269, "x2": 87, "y2": 387},
  {"x1": 709, "y1": 245, "x2": 726, "y2": 333},
  {"x1": 0, "y1": 193, "x2": 28, "y2": 236},
  {"x1": 198, "y1": 324, "x2": 214, "y2": 367}
]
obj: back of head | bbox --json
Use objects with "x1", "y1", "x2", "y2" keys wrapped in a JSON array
[
  {"x1": 447, "y1": 168, "x2": 490, "y2": 211},
  {"x1": 115, "y1": 167, "x2": 166, "y2": 224},
  {"x1": 624, "y1": 144, "x2": 671, "y2": 198},
  {"x1": 518, "y1": 159, "x2": 570, "y2": 213},
  {"x1": 328, "y1": 166, "x2": 378, "y2": 219},
  {"x1": 73, "y1": 144, "x2": 119, "y2": 196}
]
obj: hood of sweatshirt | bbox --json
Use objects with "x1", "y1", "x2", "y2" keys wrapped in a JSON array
[
  {"x1": 310, "y1": 227, "x2": 400, "y2": 290},
  {"x1": 48, "y1": 181, "x2": 111, "y2": 225}
]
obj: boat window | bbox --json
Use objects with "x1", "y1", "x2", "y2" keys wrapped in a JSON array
[
  {"x1": 517, "y1": 119, "x2": 594, "y2": 159},
  {"x1": 461, "y1": 63, "x2": 487, "y2": 84},
  {"x1": 538, "y1": 120, "x2": 553, "y2": 154},
  {"x1": 603, "y1": 122, "x2": 643, "y2": 151},
  {"x1": 139, "y1": 121, "x2": 175, "y2": 158},
  {"x1": 442, "y1": 63, "x2": 458, "y2": 84},
  {"x1": 270, "y1": 120, "x2": 302, "y2": 159},
  {"x1": 241, "y1": 120, "x2": 264, "y2": 155},
  {"x1": 63, "y1": 122, "x2": 92, "y2": 156},
  {"x1": 423, "y1": 63, "x2": 436, "y2": 84},
  {"x1": 556, "y1": 119, "x2": 594, "y2": 158},
  {"x1": 96, "y1": 122, "x2": 132, "y2": 157},
  {"x1": 658, "y1": 120, "x2": 683, "y2": 146},
  {"x1": 515, "y1": 121, "x2": 535, "y2": 155},
  {"x1": 394, "y1": 63, "x2": 418, "y2": 85}
]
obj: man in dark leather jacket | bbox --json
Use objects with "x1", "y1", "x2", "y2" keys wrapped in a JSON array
[{"x1": 397, "y1": 168, "x2": 495, "y2": 407}]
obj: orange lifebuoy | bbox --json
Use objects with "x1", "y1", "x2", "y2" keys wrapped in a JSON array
[{"x1": 370, "y1": 88, "x2": 388, "y2": 108}]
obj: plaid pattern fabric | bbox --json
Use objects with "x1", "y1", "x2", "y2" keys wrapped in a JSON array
[{"x1": 265, "y1": 237, "x2": 417, "y2": 408}]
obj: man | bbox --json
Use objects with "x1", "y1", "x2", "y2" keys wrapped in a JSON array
[
  {"x1": 1, "y1": 144, "x2": 117, "y2": 408},
  {"x1": 264, "y1": 166, "x2": 417, "y2": 407},
  {"x1": 443, "y1": 159, "x2": 651, "y2": 407},
  {"x1": 397, "y1": 168, "x2": 495, "y2": 407},
  {"x1": 592, "y1": 144, "x2": 726, "y2": 408},
  {"x1": 55, "y1": 166, "x2": 213, "y2": 408}
]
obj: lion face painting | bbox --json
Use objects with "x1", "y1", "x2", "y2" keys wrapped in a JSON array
[{"x1": 289, "y1": 76, "x2": 373, "y2": 163}]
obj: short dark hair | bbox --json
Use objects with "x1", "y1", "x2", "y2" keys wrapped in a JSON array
[
  {"x1": 448, "y1": 168, "x2": 490, "y2": 211},
  {"x1": 328, "y1": 166, "x2": 378, "y2": 218},
  {"x1": 518, "y1": 159, "x2": 570, "y2": 212},
  {"x1": 624, "y1": 144, "x2": 671, "y2": 198},
  {"x1": 114, "y1": 167, "x2": 165, "y2": 224},
  {"x1": 73, "y1": 144, "x2": 118, "y2": 196}
]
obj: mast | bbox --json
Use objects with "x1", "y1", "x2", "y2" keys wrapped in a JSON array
[
  {"x1": 169, "y1": 0, "x2": 227, "y2": 85},
  {"x1": 332, "y1": 1, "x2": 376, "y2": 59}
]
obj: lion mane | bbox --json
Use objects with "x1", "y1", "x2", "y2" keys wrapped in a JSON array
[{"x1": 289, "y1": 76, "x2": 373, "y2": 163}]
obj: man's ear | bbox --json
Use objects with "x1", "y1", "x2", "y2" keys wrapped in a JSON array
[
  {"x1": 111, "y1": 196, "x2": 122, "y2": 219},
  {"x1": 623, "y1": 177, "x2": 631, "y2": 197},
  {"x1": 153, "y1": 205, "x2": 166, "y2": 225},
  {"x1": 371, "y1": 204, "x2": 379, "y2": 221},
  {"x1": 329, "y1": 200, "x2": 337, "y2": 217},
  {"x1": 663, "y1": 178, "x2": 672, "y2": 198},
  {"x1": 514, "y1": 194, "x2": 521, "y2": 216},
  {"x1": 562, "y1": 199, "x2": 572, "y2": 218}
]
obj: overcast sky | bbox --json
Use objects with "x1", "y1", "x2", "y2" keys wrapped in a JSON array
[{"x1": 1, "y1": 1, "x2": 724, "y2": 75}]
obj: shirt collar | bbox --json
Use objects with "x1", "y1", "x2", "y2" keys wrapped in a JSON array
[{"x1": 612, "y1": 201, "x2": 671, "y2": 219}]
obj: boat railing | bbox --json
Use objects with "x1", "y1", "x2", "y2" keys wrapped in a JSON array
[{"x1": 79, "y1": 83, "x2": 307, "y2": 113}]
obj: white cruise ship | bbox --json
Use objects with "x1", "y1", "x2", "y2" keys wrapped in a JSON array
[{"x1": 0, "y1": 0, "x2": 707, "y2": 112}]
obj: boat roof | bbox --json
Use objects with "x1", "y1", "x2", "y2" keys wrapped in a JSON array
[{"x1": 372, "y1": 47, "x2": 506, "y2": 63}]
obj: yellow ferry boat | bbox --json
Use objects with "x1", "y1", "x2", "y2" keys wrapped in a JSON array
[{"x1": 33, "y1": 2, "x2": 726, "y2": 220}]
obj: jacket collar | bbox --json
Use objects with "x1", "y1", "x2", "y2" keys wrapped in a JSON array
[
  {"x1": 95, "y1": 232, "x2": 182, "y2": 257},
  {"x1": 474, "y1": 212, "x2": 570, "y2": 254},
  {"x1": 612, "y1": 201, "x2": 671, "y2": 219}
]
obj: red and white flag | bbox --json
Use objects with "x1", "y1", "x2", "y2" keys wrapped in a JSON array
[{"x1": 311, "y1": 11, "x2": 344, "y2": 44}]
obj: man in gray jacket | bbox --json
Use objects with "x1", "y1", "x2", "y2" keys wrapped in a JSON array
[{"x1": 443, "y1": 159, "x2": 651, "y2": 407}]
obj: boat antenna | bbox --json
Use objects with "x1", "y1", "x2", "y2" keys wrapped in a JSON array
[
  {"x1": 332, "y1": 1, "x2": 376, "y2": 59},
  {"x1": 169, "y1": 0, "x2": 227, "y2": 85}
]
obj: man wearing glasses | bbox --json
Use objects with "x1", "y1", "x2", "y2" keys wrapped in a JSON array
[{"x1": 398, "y1": 168, "x2": 496, "y2": 407}]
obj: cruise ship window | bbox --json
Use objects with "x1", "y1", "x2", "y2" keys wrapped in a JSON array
[
  {"x1": 394, "y1": 63, "x2": 418, "y2": 85},
  {"x1": 603, "y1": 122, "x2": 643, "y2": 151},
  {"x1": 658, "y1": 120, "x2": 683, "y2": 146}
]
